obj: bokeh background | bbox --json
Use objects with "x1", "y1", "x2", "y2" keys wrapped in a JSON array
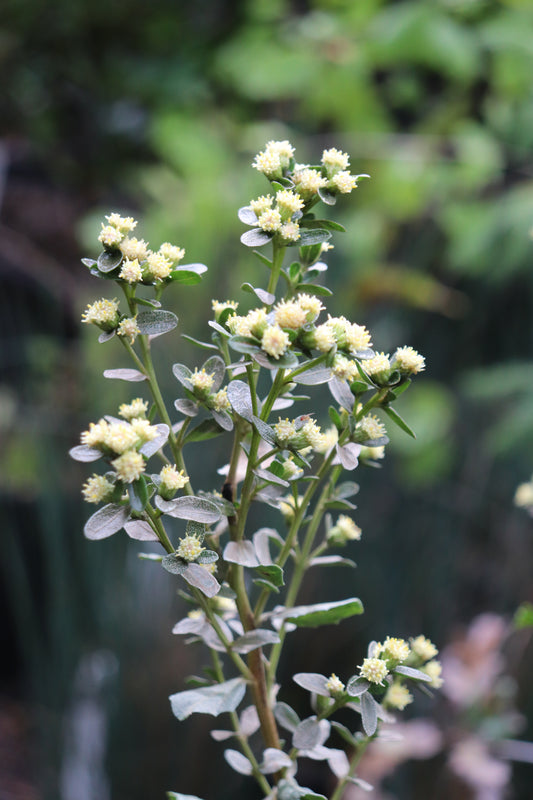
[{"x1": 2, "y1": 1, "x2": 533, "y2": 798}]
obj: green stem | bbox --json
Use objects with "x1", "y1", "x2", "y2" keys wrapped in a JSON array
[
  {"x1": 144, "y1": 504, "x2": 174, "y2": 554},
  {"x1": 192, "y1": 590, "x2": 253, "y2": 682},
  {"x1": 267, "y1": 241, "x2": 285, "y2": 297}
]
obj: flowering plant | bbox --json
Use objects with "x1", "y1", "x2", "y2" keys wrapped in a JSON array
[{"x1": 71, "y1": 140, "x2": 441, "y2": 800}]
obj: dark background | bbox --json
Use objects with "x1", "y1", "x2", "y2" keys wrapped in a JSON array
[{"x1": 1, "y1": 1, "x2": 533, "y2": 798}]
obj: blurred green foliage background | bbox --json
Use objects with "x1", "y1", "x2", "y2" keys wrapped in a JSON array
[{"x1": 1, "y1": 0, "x2": 533, "y2": 798}]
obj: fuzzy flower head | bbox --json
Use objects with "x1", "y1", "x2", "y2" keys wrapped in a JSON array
[
  {"x1": 393, "y1": 346, "x2": 426, "y2": 376},
  {"x1": 112, "y1": 450, "x2": 145, "y2": 483},
  {"x1": 296, "y1": 293, "x2": 324, "y2": 322},
  {"x1": 80, "y1": 419, "x2": 110, "y2": 449},
  {"x1": 279, "y1": 221, "x2": 301, "y2": 242},
  {"x1": 378, "y1": 637, "x2": 410, "y2": 665},
  {"x1": 410, "y1": 635, "x2": 438, "y2": 663},
  {"x1": 105, "y1": 213, "x2": 138, "y2": 234},
  {"x1": 252, "y1": 140, "x2": 294, "y2": 179},
  {"x1": 226, "y1": 314, "x2": 251, "y2": 337},
  {"x1": 82, "y1": 475, "x2": 114, "y2": 504},
  {"x1": 81, "y1": 298, "x2": 119, "y2": 331},
  {"x1": 280, "y1": 456, "x2": 304, "y2": 481},
  {"x1": 275, "y1": 299, "x2": 308, "y2": 330},
  {"x1": 145, "y1": 252, "x2": 172, "y2": 282},
  {"x1": 177, "y1": 535, "x2": 204, "y2": 562},
  {"x1": 325, "y1": 674, "x2": 345, "y2": 696},
  {"x1": 515, "y1": 481, "x2": 533, "y2": 510},
  {"x1": 119, "y1": 258, "x2": 143, "y2": 284},
  {"x1": 120, "y1": 237, "x2": 149, "y2": 261},
  {"x1": 117, "y1": 316, "x2": 140, "y2": 344},
  {"x1": 422, "y1": 660, "x2": 443, "y2": 689},
  {"x1": 119, "y1": 398, "x2": 148, "y2": 420},
  {"x1": 250, "y1": 195, "x2": 274, "y2": 217},
  {"x1": 364, "y1": 352, "x2": 391, "y2": 384},
  {"x1": 104, "y1": 422, "x2": 139, "y2": 454},
  {"x1": 313, "y1": 323, "x2": 337, "y2": 353},
  {"x1": 293, "y1": 168, "x2": 328, "y2": 200},
  {"x1": 332, "y1": 354, "x2": 359, "y2": 382},
  {"x1": 355, "y1": 414, "x2": 387, "y2": 444},
  {"x1": 212, "y1": 299, "x2": 239, "y2": 322},
  {"x1": 384, "y1": 683, "x2": 413, "y2": 711},
  {"x1": 188, "y1": 368, "x2": 215, "y2": 397},
  {"x1": 130, "y1": 418, "x2": 158, "y2": 444},
  {"x1": 159, "y1": 465, "x2": 189, "y2": 499},
  {"x1": 346, "y1": 323, "x2": 372, "y2": 355},
  {"x1": 261, "y1": 325, "x2": 290, "y2": 360},
  {"x1": 211, "y1": 388, "x2": 230, "y2": 412},
  {"x1": 159, "y1": 242, "x2": 185, "y2": 264},
  {"x1": 330, "y1": 170, "x2": 358, "y2": 194},
  {"x1": 276, "y1": 189, "x2": 304, "y2": 217},
  {"x1": 359, "y1": 445, "x2": 385, "y2": 462},
  {"x1": 258, "y1": 208, "x2": 282, "y2": 233},
  {"x1": 246, "y1": 308, "x2": 269, "y2": 338},
  {"x1": 327, "y1": 514, "x2": 362, "y2": 546},
  {"x1": 359, "y1": 657, "x2": 389, "y2": 685},
  {"x1": 279, "y1": 494, "x2": 299, "y2": 522},
  {"x1": 322, "y1": 148, "x2": 350, "y2": 175},
  {"x1": 98, "y1": 225, "x2": 124, "y2": 248},
  {"x1": 313, "y1": 425, "x2": 338, "y2": 454}
]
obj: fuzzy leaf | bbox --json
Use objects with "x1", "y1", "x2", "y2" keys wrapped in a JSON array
[
  {"x1": 174, "y1": 398, "x2": 199, "y2": 417},
  {"x1": 295, "y1": 283, "x2": 332, "y2": 297},
  {"x1": 254, "y1": 564, "x2": 284, "y2": 587},
  {"x1": 84, "y1": 504, "x2": 130, "y2": 540},
  {"x1": 182, "y1": 563, "x2": 221, "y2": 597},
  {"x1": 293, "y1": 718, "x2": 330, "y2": 751},
  {"x1": 231, "y1": 629, "x2": 280, "y2": 654},
  {"x1": 172, "y1": 363, "x2": 192, "y2": 386},
  {"x1": 293, "y1": 673, "x2": 330, "y2": 697},
  {"x1": 97, "y1": 249, "x2": 122, "y2": 272},
  {"x1": 346, "y1": 677, "x2": 370, "y2": 697},
  {"x1": 309, "y1": 555, "x2": 356, "y2": 568},
  {"x1": 335, "y1": 443, "x2": 361, "y2": 471},
  {"x1": 103, "y1": 368, "x2": 146, "y2": 382},
  {"x1": 184, "y1": 419, "x2": 225, "y2": 443},
  {"x1": 181, "y1": 334, "x2": 218, "y2": 352},
  {"x1": 139, "y1": 424, "x2": 169, "y2": 457},
  {"x1": 211, "y1": 409, "x2": 234, "y2": 431},
  {"x1": 291, "y1": 366, "x2": 332, "y2": 386},
  {"x1": 137, "y1": 310, "x2": 178, "y2": 337},
  {"x1": 69, "y1": 445, "x2": 102, "y2": 462},
  {"x1": 329, "y1": 378, "x2": 355, "y2": 411},
  {"x1": 360, "y1": 692, "x2": 379, "y2": 736},
  {"x1": 128, "y1": 477, "x2": 149, "y2": 512},
  {"x1": 278, "y1": 781, "x2": 327, "y2": 800},
  {"x1": 224, "y1": 749, "x2": 253, "y2": 776},
  {"x1": 383, "y1": 406, "x2": 416, "y2": 439},
  {"x1": 227, "y1": 380, "x2": 254, "y2": 421},
  {"x1": 98, "y1": 331, "x2": 115, "y2": 343},
  {"x1": 240, "y1": 228, "x2": 272, "y2": 247},
  {"x1": 393, "y1": 665, "x2": 433, "y2": 682},
  {"x1": 202, "y1": 355, "x2": 226, "y2": 391},
  {"x1": 260, "y1": 748, "x2": 293, "y2": 774},
  {"x1": 274, "y1": 702, "x2": 300, "y2": 733},
  {"x1": 252, "y1": 415, "x2": 276, "y2": 445},
  {"x1": 280, "y1": 598, "x2": 364, "y2": 628},
  {"x1": 317, "y1": 188, "x2": 336, "y2": 206},
  {"x1": 223, "y1": 540, "x2": 259, "y2": 567},
  {"x1": 237, "y1": 206, "x2": 259, "y2": 225},
  {"x1": 241, "y1": 282, "x2": 275, "y2": 305},
  {"x1": 298, "y1": 229, "x2": 332, "y2": 246},
  {"x1": 124, "y1": 520, "x2": 158, "y2": 541},
  {"x1": 169, "y1": 677, "x2": 246, "y2": 721},
  {"x1": 163, "y1": 496, "x2": 221, "y2": 524}
]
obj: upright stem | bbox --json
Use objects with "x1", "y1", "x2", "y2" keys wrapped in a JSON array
[
  {"x1": 330, "y1": 735, "x2": 374, "y2": 800},
  {"x1": 267, "y1": 242, "x2": 285, "y2": 297}
]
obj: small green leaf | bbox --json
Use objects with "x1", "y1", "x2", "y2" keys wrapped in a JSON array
[
  {"x1": 223, "y1": 540, "x2": 259, "y2": 567},
  {"x1": 231, "y1": 629, "x2": 280, "y2": 654},
  {"x1": 184, "y1": 419, "x2": 225, "y2": 443},
  {"x1": 163, "y1": 496, "x2": 221, "y2": 524},
  {"x1": 169, "y1": 677, "x2": 246, "y2": 720},
  {"x1": 97, "y1": 249, "x2": 123, "y2": 272},
  {"x1": 253, "y1": 250, "x2": 272, "y2": 268},
  {"x1": 295, "y1": 283, "x2": 333, "y2": 297},
  {"x1": 168, "y1": 270, "x2": 203, "y2": 285},
  {"x1": 172, "y1": 363, "x2": 192, "y2": 386},
  {"x1": 281, "y1": 598, "x2": 363, "y2": 628},
  {"x1": 124, "y1": 520, "x2": 158, "y2": 541},
  {"x1": 293, "y1": 717, "x2": 329, "y2": 750},
  {"x1": 360, "y1": 691, "x2": 379, "y2": 736},
  {"x1": 254, "y1": 564, "x2": 284, "y2": 587},
  {"x1": 128, "y1": 476, "x2": 148, "y2": 512},
  {"x1": 328, "y1": 406, "x2": 342, "y2": 429},
  {"x1": 383, "y1": 406, "x2": 416, "y2": 439},
  {"x1": 301, "y1": 219, "x2": 345, "y2": 232},
  {"x1": 137, "y1": 310, "x2": 178, "y2": 337},
  {"x1": 293, "y1": 673, "x2": 330, "y2": 697},
  {"x1": 238, "y1": 206, "x2": 259, "y2": 225},
  {"x1": 81, "y1": 257, "x2": 97, "y2": 268},
  {"x1": 241, "y1": 283, "x2": 275, "y2": 305},
  {"x1": 228, "y1": 335, "x2": 261, "y2": 355},
  {"x1": 174, "y1": 398, "x2": 199, "y2": 417},
  {"x1": 252, "y1": 415, "x2": 276, "y2": 446},
  {"x1": 274, "y1": 702, "x2": 300, "y2": 733},
  {"x1": 317, "y1": 188, "x2": 336, "y2": 205},
  {"x1": 161, "y1": 554, "x2": 188, "y2": 576},
  {"x1": 393, "y1": 665, "x2": 432, "y2": 682},
  {"x1": 346, "y1": 677, "x2": 369, "y2": 697},
  {"x1": 69, "y1": 445, "x2": 102, "y2": 462},
  {"x1": 181, "y1": 334, "x2": 218, "y2": 351},
  {"x1": 227, "y1": 380, "x2": 254, "y2": 421}
]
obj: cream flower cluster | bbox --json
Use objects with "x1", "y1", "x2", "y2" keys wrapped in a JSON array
[
  {"x1": 82, "y1": 298, "x2": 120, "y2": 330},
  {"x1": 354, "y1": 413, "x2": 387, "y2": 444},
  {"x1": 177, "y1": 535, "x2": 204, "y2": 562},
  {"x1": 97, "y1": 212, "x2": 185, "y2": 285},
  {"x1": 273, "y1": 415, "x2": 326, "y2": 452},
  {"x1": 249, "y1": 188, "x2": 304, "y2": 242},
  {"x1": 159, "y1": 465, "x2": 189, "y2": 499},
  {"x1": 327, "y1": 514, "x2": 362, "y2": 545},
  {"x1": 408, "y1": 635, "x2": 443, "y2": 688},
  {"x1": 252, "y1": 140, "x2": 295, "y2": 179}
]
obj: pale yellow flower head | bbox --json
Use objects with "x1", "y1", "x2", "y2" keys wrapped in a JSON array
[
  {"x1": 261, "y1": 325, "x2": 290, "y2": 359},
  {"x1": 384, "y1": 683, "x2": 413, "y2": 710},
  {"x1": 159, "y1": 465, "x2": 189, "y2": 493},
  {"x1": 346, "y1": 323, "x2": 372, "y2": 354},
  {"x1": 258, "y1": 208, "x2": 282, "y2": 233},
  {"x1": 82, "y1": 475, "x2": 114, "y2": 504},
  {"x1": 119, "y1": 258, "x2": 143, "y2": 284},
  {"x1": 104, "y1": 422, "x2": 139, "y2": 455},
  {"x1": 159, "y1": 242, "x2": 185, "y2": 264},
  {"x1": 275, "y1": 299, "x2": 308, "y2": 330},
  {"x1": 81, "y1": 419, "x2": 110, "y2": 448},
  {"x1": 410, "y1": 635, "x2": 438, "y2": 662},
  {"x1": 279, "y1": 221, "x2": 301, "y2": 242},
  {"x1": 393, "y1": 346, "x2": 426, "y2": 375},
  {"x1": 296, "y1": 293, "x2": 324, "y2": 321},
  {"x1": 120, "y1": 237, "x2": 150, "y2": 261},
  {"x1": 359, "y1": 657, "x2": 388, "y2": 685},
  {"x1": 356, "y1": 414, "x2": 387, "y2": 443},
  {"x1": 422, "y1": 660, "x2": 443, "y2": 689},
  {"x1": 314, "y1": 323, "x2": 336, "y2": 353},
  {"x1": 130, "y1": 418, "x2": 158, "y2": 444},
  {"x1": 117, "y1": 316, "x2": 140, "y2": 344},
  {"x1": 325, "y1": 673, "x2": 345, "y2": 696},
  {"x1": 177, "y1": 535, "x2": 204, "y2": 562},
  {"x1": 515, "y1": 481, "x2": 533, "y2": 509},
  {"x1": 212, "y1": 299, "x2": 239, "y2": 320},
  {"x1": 145, "y1": 252, "x2": 172, "y2": 281},
  {"x1": 188, "y1": 368, "x2": 215, "y2": 394},
  {"x1": 98, "y1": 225, "x2": 124, "y2": 248},
  {"x1": 119, "y1": 398, "x2": 148, "y2": 420},
  {"x1": 332, "y1": 354, "x2": 358, "y2": 382},
  {"x1": 276, "y1": 189, "x2": 304, "y2": 216},
  {"x1": 112, "y1": 450, "x2": 145, "y2": 483},
  {"x1": 81, "y1": 298, "x2": 119, "y2": 329},
  {"x1": 331, "y1": 171, "x2": 357, "y2": 194},
  {"x1": 226, "y1": 314, "x2": 252, "y2": 337},
  {"x1": 250, "y1": 195, "x2": 274, "y2": 216},
  {"x1": 211, "y1": 388, "x2": 230, "y2": 412},
  {"x1": 313, "y1": 425, "x2": 338, "y2": 454},
  {"x1": 378, "y1": 637, "x2": 410, "y2": 664},
  {"x1": 364, "y1": 352, "x2": 391, "y2": 381},
  {"x1": 105, "y1": 213, "x2": 138, "y2": 233},
  {"x1": 322, "y1": 148, "x2": 350, "y2": 173},
  {"x1": 246, "y1": 308, "x2": 268, "y2": 338},
  {"x1": 327, "y1": 514, "x2": 362, "y2": 545},
  {"x1": 293, "y1": 168, "x2": 327, "y2": 198}
]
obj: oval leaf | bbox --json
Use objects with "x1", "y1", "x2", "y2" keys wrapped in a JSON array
[
  {"x1": 238, "y1": 206, "x2": 259, "y2": 225},
  {"x1": 261, "y1": 748, "x2": 294, "y2": 774},
  {"x1": 227, "y1": 380, "x2": 254, "y2": 421},
  {"x1": 345, "y1": 677, "x2": 369, "y2": 697},
  {"x1": 293, "y1": 717, "x2": 330, "y2": 751},
  {"x1": 241, "y1": 283, "x2": 276, "y2": 305},
  {"x1": 298, "y1": 229, "x2": 332, "y2": 246},
  {"x1": 84, "y1": 504, "x2": 130, "y2": 540},
  {"x1": 335, "y1": 443, "x2": 360, "y2": 471},
  {"x1": 137, "y1": 310, "x2": 178, "y2": 337},
  {"x1": 393, "y1": 665, "x2": 433, "y2": 682},
  {"x1": 224, "y1": 749, "x2": 253, "y2": 776},
  {"x1": 169, "y1": 677, "x2": 246, "y2": 721},
  {"x1": 223, "y1": 540, "x2": 259, "y2": 567},
  {"x1": 231, "y1": 629, "x2": 280, "y2": 654},
  {"x1": 124, "y1": 520, "x2": 158, "y2": 541},
  {"x1": 329, "y1": 378, "x2": 355, "y2": 411},
  {"x1": 280, "y1": 598, "x2": 364, "y2": 628},
  {"x1": 164, "y1": 496, "x2": 221, "y2": 524},
  {"x1": 103, "y1": 368, "x2": 146, "y2": 382},
  {"x1": 360, "y1": 691, "x2": 378, "y2": 736},
  {"x1": 69, "y1": 445, "x2": 102, "y2": 462},
  {"x1": 293, "y1": 673, "x2": 330, "y2": 697},
  {"x1": 97, "y1": 249, "x2": 123, "y2": 272},
  {"x1": 182, "y1": 563, "x2": 221, "y2": 598},
  {"x1": 274, "y1": 702, "x2": 301, "y2": 733},
  {"x1": 174, "y1": 398, "x2": 199, "y2": 417},
  {"x1": 139, "y1": 424, "x2": 169, "y2": 457},
  {"x1": 240, "y1": 228, "x2": 272, "y2": 247}
]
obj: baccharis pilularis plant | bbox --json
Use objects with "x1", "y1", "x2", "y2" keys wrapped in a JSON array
[{"x1": 71, "y1": 140, "x2": 440, "y2": 800}]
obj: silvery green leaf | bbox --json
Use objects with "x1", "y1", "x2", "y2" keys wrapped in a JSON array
[
  {"x1": 252, "y1": 416, "x2": 276, "y2": 445},
  {"x1": 346, "y1": 677, "x2": 369, "y2": 697},
  {"x1": 84, "y1": 503, "x2": 130, "y2": 540},
  {"x1": 317, "y1": 188, "x2": 336, "y2": 206},
  {"x1": 393, "y1": 665, "x2": 433, "y2": 682},
  {"x1": 169, "y1": 677, "x2": 246, "y2": 721},
  {"x1": 174, "y1": 398, "x2": 199, "y2": 417},
  {"x1": 184, "y1": 419, "x2": 225, "y2": 443},
  {"x1": 81, "y1": 257, "x2": 97, "y2": 268},
  {"x1": 139, "y1": 424, "x2": 169, "y2": 457},
  {"x1": 224, "y1": 749, "x2": 253, "y2": 776},
  {"x1": 231, "y1": 629, "x2": 280, "y2": 654},
  {"x1": 335, "y1": 481, "x2": 360, "y2": 499},
  {"x1": 274, "y1": 702, "x2": 300, "y2": 733},
  {"x1": 211, "y1": 409, "x2": 233, "y2": 431},
  {"x1": 182, "y1": 564, "x2": 220, "y2": 597},
  {"x1": 69, "y1": 445, "x2": 102, "y2": 462},
  {"x1": 326, "y1": 748, "x2": 350, "y2": 778},
  {"x1": 172, "y1": 363, "x2": 192, "y2": 386},
  {"x1": 124, "y1": 520, "x2": 158, "y2": 541},
  {"x1": 98, "y1": 330, "x2": 115, "y2": 343},
  {"x1": 172, "y1": 615, "x2": 231, "y2": 650},
  {"x1": 252, "y1": 528, "x2": 275, "y2": 565},
  {"x1": 223, "y1": 540, "x2": 259, "y2": 567},
  {"x1": 163, "y1": 496, "x2": 221, "y2": 524},
  {"x1": 137, "y1": 310, "x2": 178, "y2": 337},
  {"x1": 161, "y1": 554, "x2": 188, "y2": 576},
  {"x1": 293, "y1": 673, "x2": 330, "y2": 697},
  {"x1": 329, "y1": 377, "x2": 354, "y2": 411},
  {"x1": 208, "y1": 320, "x2": 231, "y2": 337},
  {"x1": 260, "y1": 748, "x2": 293, "y2": 774},
  {"x1": 278, "y1": 780, "x2": 327, "y2": 800},
  {"x1": 167, "y1": 792, "x2": 206, "y2": 800},
  {"x1": 227, "y1": 380, "x2": 254, "y2": 421},
  {"x1": 298, "y1": 229, "x2": 331, "y2": 246},
  {"x1": 240, "y1": 228, "x2": 272, "y2": 247},
  {"x1": 197, "y1": 549, "x2": 218, "y2": 565},
  {"x1": 346, "y1": 777, "x2": 373, "y2": 792},
  {"x1": 361, "y1": 691, "x2": 379, "y2": 736},
  {"x1": 291, "y1": 366, "x2": 332, "y2": 386},
  {"x1": 210, "y1": 729, "x2": 233, "y2": 742},
  {"x1": 238, "y1": 206, "x2": 259, "y2": 225},
  {"x1": 254, "y1": 467, "x2": 289, "y2": 487},
  {"x1": 330, "y1": 721, "x2": 357, "y2": 746},
  {"x1": 202, "y1": 355, "x2": 226, "y2": 391},
  {"x1": 181, "y1": 334, "x2": 218, "y2": 352},
  {"x1": 335, "y1": 443, "x2": 360, "y2": 471},
  {"x1": 241, "y1": 282, "x2": 276, "y2": 305},
  {"x1": 278, "y1": 598, "x2": 364, "y2": 628},
  {"x1": 293, "y1": 718, "x2": 330, "y2": 751},
  {"x1": 309, "y1": 556, "x2": 356, "y2": 569},
  {"x1": 103, "y1": 368, "x2": 146, "y2": 382},
  {"x1": 170, "y1": 264, "x2": 207, "y2": 285},
  {"x1": 97, "y1": 249, "x2": 123, "y2": 272},
  {"x1": 240, "y1": 705, "x2": 260, "y2": 736}
]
